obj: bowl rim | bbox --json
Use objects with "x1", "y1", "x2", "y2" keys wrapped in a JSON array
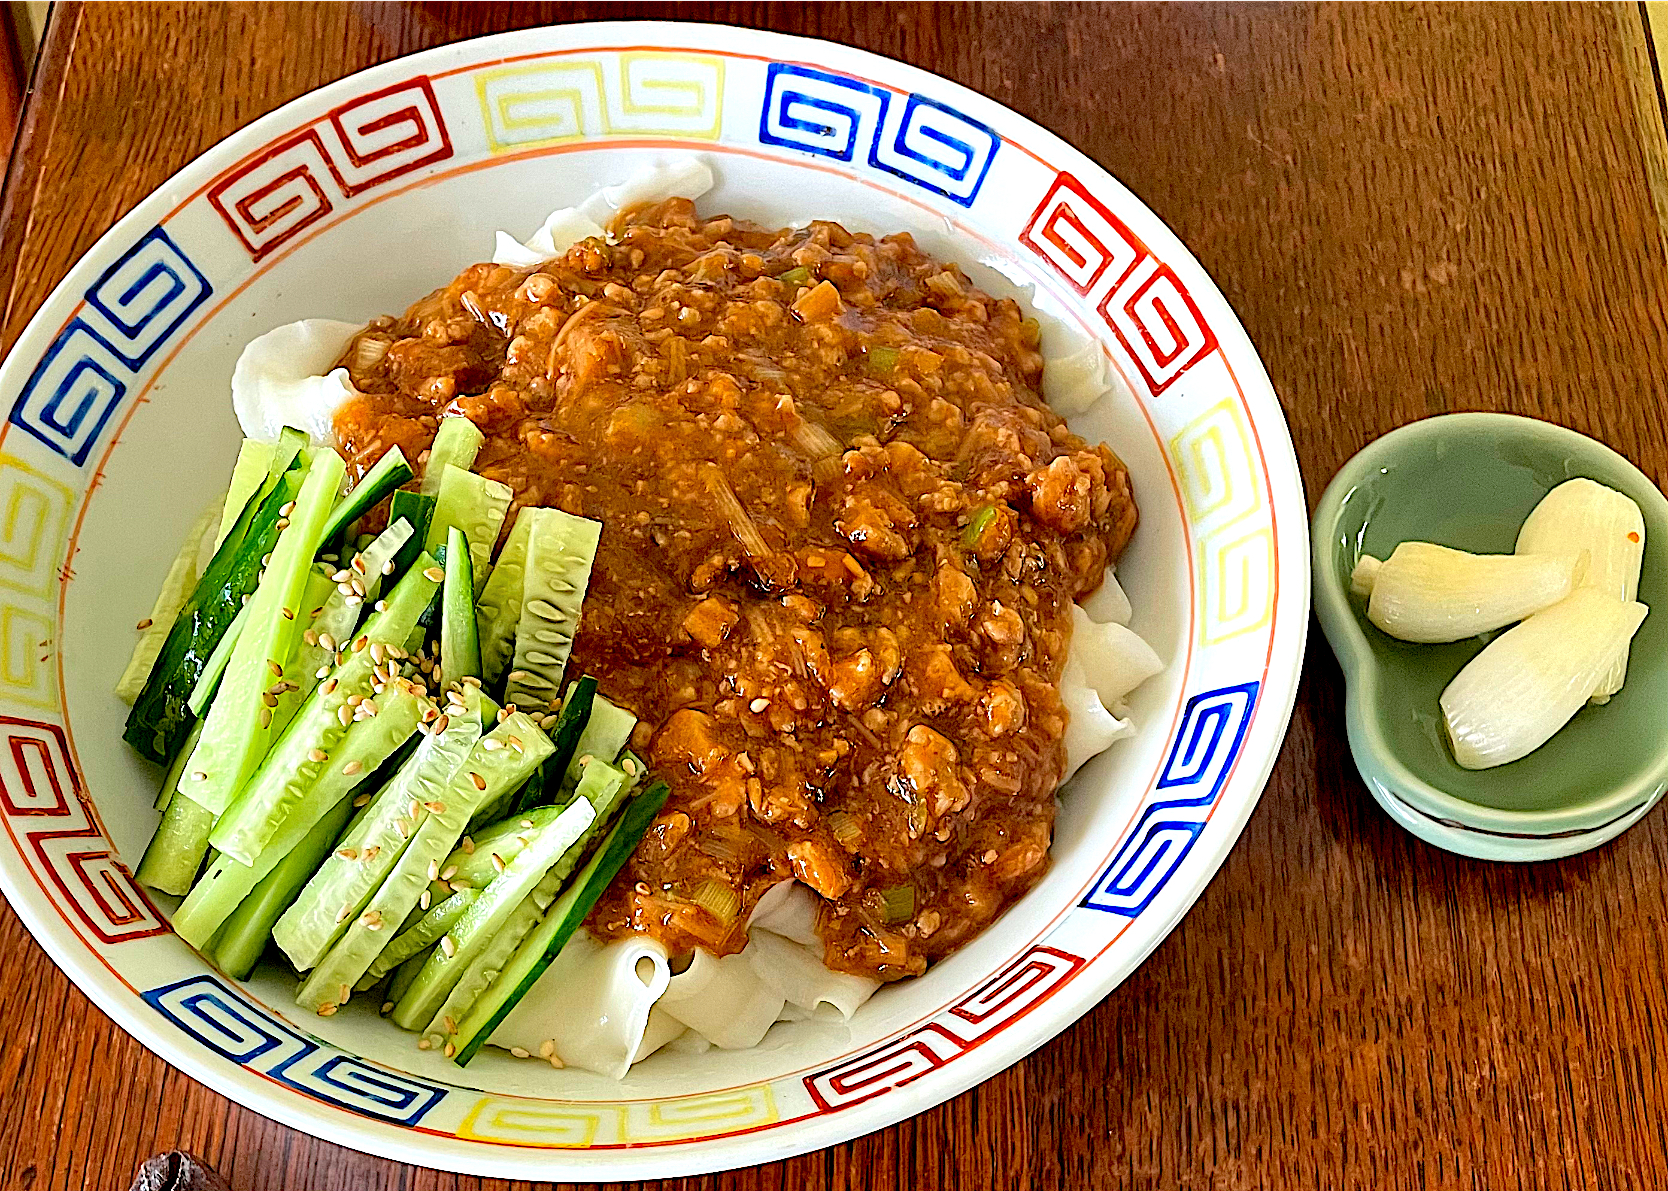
[
  {"x1": 1312, "y1": 411, "x2": 1668, "y2": 839},
  {"x1": 0, "y1": 19, "x2": 1310, "y2": 1178}
]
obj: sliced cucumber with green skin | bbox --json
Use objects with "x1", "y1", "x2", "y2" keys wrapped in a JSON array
[
  {"x1": 388, "y1": 951, "x2": 424, "y2": 1005},
  {"x1": 355, "y1": 886, "x2": 480, "y2": 992},
  {"x1": 205, "y1": 557, "x2": 439, "y2": 864},
  {"x1": 172, "y1": 683, "x2": 425, "y2": 949},
  {"x1": 265, "y1": 568, "x2": 339, "y2": 739},
  {"x1": 561, "y1": 693, "x2": 636, "y2": 792},
  {"x1": 420, "y1": 417, "x2": 484, "y2": 495},
  {"x1": 424, "y1": 465, "x2": 511, "y2": 594},
  {"x1": 273, "y1": 707, "x2": 481, "y2": 971},
  {"x1": 187, "y1": 598, "x2": 249, "y2": 718},
  {"x1": 216, "y1": 439, "x2": 280, "y2": 549},
  {"x1": 475, "y1": 508, "x2": 532, "y2": 686},
  {"x1": 429, "y1": 804, "x2": 567, "y2": 904},
  {"x1": 124, "y1": 450, "x2": 308, "y2": 765},
  {"x1": 440, "y1": 525, "x2": 481, "y2": 688},
  {"x1": 510, "y1": 676, "x2": 595, "y2": 815},
  {"x1": 503, "y1": 509, "x2": 602, "y2": 714},
  {"x1": 182, "y1": 449, "x2": 347, "y2": 815},
  {"x1": 117, "y1": 500, "x2": 220, "y2": 705},
  {"x1": 451, "y1": 780, "x2": 669, "y2": 1065},
  {"x1": 392, "y1": 796, "x2": 596, "y2": 1032},
  {"x1": 296, "y1": 709, "x2": 553, "y2": 1013},
  {"x1": 388, "y1": 490, "x2": 435, "y2": 577},
  {"x1": 209, "y1": 790, "x2": 355, "y2": 981},
  {"x1": 318, "y1": 446, "x2": 412, "y2": 548},
  {"x1": 155, "y1": 720, "x2": 204, "y2": 812},
  {"x1": 134, "y1": 792, "x2": 215, "y2": 895}
]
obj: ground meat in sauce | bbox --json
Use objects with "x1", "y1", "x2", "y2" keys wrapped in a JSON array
[{"x1": 332, "y1": 199, "x2": 1137, "y2": 982}]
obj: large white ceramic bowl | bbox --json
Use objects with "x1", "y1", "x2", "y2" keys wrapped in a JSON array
[{"x1": 0, "y1": 22, "x2": 1306, "y2": 1179}]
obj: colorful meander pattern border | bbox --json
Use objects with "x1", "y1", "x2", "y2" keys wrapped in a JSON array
[{"x1": 0, "y1": 45, "x2": 1279, "y2": 1151}]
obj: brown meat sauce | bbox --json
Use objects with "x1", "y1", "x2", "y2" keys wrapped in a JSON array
[{"x1": 333, "y1": 200, "x2": 1137, "y2": 981}]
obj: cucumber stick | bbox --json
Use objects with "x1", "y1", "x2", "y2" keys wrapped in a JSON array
[
  {"x1": 216, "y1": 439, "x2": 280, "y2": 548},
  {"x1": 392, "y1": 796, "x2": 595, "y2": 1032},
  {"x1": 296, "y1": 709, "x2": 554, "y2": 1012},
  {"x1": 424, "y1": 464, "x2": 510, "y2": 592},
  {"x1": 428, "y1": 804, "x2": 567, "y2": 903},
  {"x1": 187, "y1": 600, "x2": 249, "y2": 717},
  {"x1": 206, "y1": 557, "x2": 440, "y2": 864},
  {"x1": 440, "y1": 525, "x2": 481, "y2": 688},
  {"x1": 503, "y1": 509, "x2": 601, "y2": 713},
  {"x1": 419, "y1": 418, "x2": 484, "y2": 495},
  {"x1": 562, "y1": 694, "x2": 635, "y2": 791},
  {"x1": 273, "y1": 707, "x2": 481, "y2": 971},
  {"x1": 356, "y1": 887, "x2": 480, "y2": 992},
  {"x1": 184, "y1": 450, "x2": 346, "y2": 815},
  {"x1": 474, "y1": 508, "x2": 532, "y2": 685},
  {"x1": 209, "y1": 791, "x2": 355, "y2": 981},
  {"x1": 117, "y1": 500, "x2": 220, "y2": 704},
  {"x1": 388, "y1": 490, "x2": 435, "y2": 577},
  {"x1": 511, "y1": 675, "x2": 595, "y2": 815},
  {"x1": 124, "y1": 451, "x2": 306, "y2": 765},
  {"x1": 172, "y1": 683, "x2": 425, "y2": 948},
  {"x1": 134, "y1": 792, "x2": 215, "y2": 895},
  {"x1": 155, "y1": 719, "x2": 204, "y2": 812},
  {"x1": 319, "y1": 446, "x2": 412, "y2": 546},
  {"x1": 426, "y1": 761, "x2": 632, "y2": 1047},
  {"x1": 451, "y1": 780, "x2": 669, "y2": 1065}
]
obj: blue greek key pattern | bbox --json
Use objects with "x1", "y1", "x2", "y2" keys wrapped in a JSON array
[
  {"x1": 758, "y1": 64, "x2": 998, "y2": 207},
  {"x1": 12, "y1": 226, "x2": 210, "y2": 466},
  {"x1": 143, "y1": 975, "x2": 448, "y2": 1127},
  {"x1": 1082, "y1": 681, "x2": 1260, "y2": 917}
]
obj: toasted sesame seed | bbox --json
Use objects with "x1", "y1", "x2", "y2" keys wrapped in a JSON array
[
  {"x1": 345, "y1": 594, "x2": 363, "y2": 607},
  {"x1": 318, "y1": 633, "x2": 336, "y2": 652},
  {"x1": 396, "y1": 819, "x2": 411, "y2": 839},
  {"x1": 549, "y1": 1053, "x2": 564, "y2": 1069},
  {"x1": 382, "y1": 1001, "x2": 394, "y2": 1014},
  {"x1": 578, "y1": 754, "x2": 593, "y2": 768},
  {"x1": 418, "y1": 1038, "x2": 431, "y2": 1051},
  {"x1": 322, "y1": 678, "x2": 338, "y2": 694},
  {"x1": 340, "y1": 982, "x2": 351, "y2": 1003},
  {"x1": 375, "y1": 600, "x2": 387, "y2": 612},
  {"x1": 308, "y1": 747, "x2": 328, "y2": 763},
  {"x1": 440, "y1": 864, "x2": 457, "y2": 881},
  {"x1": 338, "y1": 705, "x2": 353, "y2": 727},
  {"x1": 425, "y1": 800, "x2": 446, "y2": 814},
  {"x1": 434, "y1": 714, "x2": 450, "y2": 735},
  {"x1": 318, "y1": 1002, "x2": 337, "y2": 1016},
  {"x1": 622, "y1": 757, "x2": 639, "y2": 776},
  {"x1": 190, "y1": 770, "x2": 207, "y2": 782},
  {"x1": 336, "y1": 581, "x2": 354, "y2": 596},
  {"x1": 443, "y1": 1015, "x2": 457, "y2": 1033},
  {"x1": 540, "y1": 714, "x2": 560, "y2": 729},
  {"x1": 281, "y1": 606, "x2": 295, "y2": 620},
  {"x1": 519, "y1": 818, "x2": 534, "y2": 828},
  {"x1": 450, "y1": 879, "x2": 471, "y2": 893},
  {"x1": 280, "y1": 501, "x2": 297, "y2": 516},
  {"x1": 427, "y1": 859, "x2": 440, "y2": 880},
  {"x1": 369, "y1": 642, "x2": 385, "y2": 664},
  {"x1": 351, "y1": 555, "x2": 367, "y2": 575},
  {"x1": 342, "y1": 759, "x2": 363, "y2": 777},
  {"x1": 440, "y1": 935, "x2": 457, "y2": 958},
  {"x1": 461, "y1": 676, "x2": 482, "y2": 688},
  {"x1": 353, "y1": 792, "x2": 372, "y2": 807},
  {"x1": 482, "y1": 738, "x2": 503, "y2": 751},
  {"x1": 381, "y1": 559, "x2": 395, "y2": 576},
  {"x1": 310, "y1": 606, "x2": 324, "y2": 618},
  {"x1": 461, "y1": 836, "x2": 475, "y2": 854},
  {"x1": 259, "y1": 707, "x2": 273, "y2": 729},
  {"x1": 490, "y1": 853, "x2": 506, "y2": 873},
  {"x1": 419, "y1": 889, "x2": 431, "y2": 910},
  {"x1": 337, "y1": 847, "x2": 358, "y2": 861},
  {"x1": 362, "y1": 845, "x2": 380, "y2": 861},
  {"x1": 424, "y1": 566, "x2": 445, "y2": 582},
  {"x1": 750, "y1": 697, "x2": 770, "y2": 712},
  {"x1": 336, "y1": 903, "x2": 353, "y2": 923},
  {"x1": 506, "y1": 670, "x2": 529, "y2": 683},
  {"x1": 135, "y1": 617, "x2": 153, "y2": 631},
  {"x1": 443, "y1": 1042, "x2": 456, "y2": 1058},
  {"x1": 355, "y1": 635, "x2": 369, "y2": 651},
  {"x1": 276, "y1": 517, "x2": 290, "y2": 530},
  {"x1": 538, "y1": 1039, "x2": 555, "y2": 1058},
  {"x1": 510, "y1": 1046, "x2": 530, "y2": 1059},
  {"x1": 469, "y1": 772, "x2": 486, "y2": 791}
]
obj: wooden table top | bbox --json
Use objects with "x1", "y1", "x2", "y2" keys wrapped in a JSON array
[{"x1": 4, "y1": 3, "x2": 1667, "y2": 1187}]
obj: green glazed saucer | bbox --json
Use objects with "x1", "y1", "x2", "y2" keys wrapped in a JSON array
[{"x1": 1312, "y1": 413, "x2": 1668, "y2": 861}]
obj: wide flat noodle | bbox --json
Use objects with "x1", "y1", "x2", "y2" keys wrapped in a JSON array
[
  {"x1": 1042, "y1": 334, "x2": 1112, "y2": 417},
  {"x1": 1070, "y1": 604, "x2": 1162, "y2": 715},
  {"x1": 493, "y1": 155, "x2": 715, "y2": 267},
  {"x1": 746, "y1": 929, "x2": 879, "y2": 1021},
  {"x1": 656, "y1": 947, "x2": 786, "y2": 1051},
  {"x1": 231, "y1": 319, "x2": 359, "y2": 444},
  {"x1": 1081, "y1": 567, "x2": 1133, "y2": 626},
  {"x1": 490, "y1": 931, "x2": 669, "y2": 1079}
]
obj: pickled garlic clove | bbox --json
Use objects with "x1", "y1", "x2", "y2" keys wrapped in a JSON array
[
  {"x1": 1517, "y1": 478, "x2": 1646, "y2": 700},
  {"x1": 1357, "y1": 542, "x2": 1581, "y2": 643},
  {"x1": 1440, "y1": 587, "x2": 1647, "y2": 769}
]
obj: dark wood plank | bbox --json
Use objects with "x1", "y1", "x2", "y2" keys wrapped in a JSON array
[{"x1": 2, "y1": 3, "x2": 1667, "y2": 1188}]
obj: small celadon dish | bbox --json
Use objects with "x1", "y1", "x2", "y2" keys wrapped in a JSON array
[{"x1": 1313, "y1": 413, "x2": 1668, "y2": 861}]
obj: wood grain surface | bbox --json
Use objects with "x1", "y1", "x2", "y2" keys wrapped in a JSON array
[{"x1": 2, "y1": 3, "x2": 1666, "y2": 1188}]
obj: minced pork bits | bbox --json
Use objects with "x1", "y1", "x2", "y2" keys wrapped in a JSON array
[{"x1": 333, "y1": 198, "x2": 1138, "y2": 981}]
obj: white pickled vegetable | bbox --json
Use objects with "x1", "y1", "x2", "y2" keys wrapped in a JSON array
[
  {"x1": 1357, "y1": 542, "x2": 1580, "y2": 643},
  {"x1": 1517, "y1": 478, "x2": 1646, "y2": 700},
  {"x1": 1440, "y1": 587, "x2": 1647, "y2": 769}
]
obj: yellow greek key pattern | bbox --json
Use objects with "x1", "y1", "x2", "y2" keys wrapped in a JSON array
[
  {"x1": 456, "y1": 1083, "x2": 777, "y2": 1147},
  {"x1": 475, "y1": 53, "x2": 725, "y2": 152},
  {"x1": 1169, "y1": 400, "x2": 1274, "y2": 645},
  {"x1": 0, "y1": 454, "x2": 73, "y2": 710}
]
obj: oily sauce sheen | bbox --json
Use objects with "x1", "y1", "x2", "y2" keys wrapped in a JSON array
[{"x1": 334, "y1": 200, "x2": 1137, "y2": 981}]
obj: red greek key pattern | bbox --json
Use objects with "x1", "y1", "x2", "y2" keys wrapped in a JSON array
[
  {"x1": 0, "y1": 715, "x2": 166, "y2": 944},
  {"x1": 804, "y1": 944, "x2": 1085, "y2": 1110},
  {"x1": 209, "y1": 77, "x2": 452, "y2": 261},
  {"x1": 1019, "y1": 171, "x2": 1218, "y2": 394}
]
